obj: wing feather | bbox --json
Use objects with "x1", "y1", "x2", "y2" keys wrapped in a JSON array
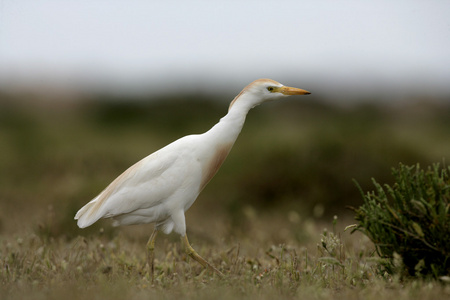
[{"x1": 75, "y1": 142, "x2": 184, "y2": 228}]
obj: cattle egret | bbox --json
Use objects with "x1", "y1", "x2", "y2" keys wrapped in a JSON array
[{"x1": 75, "y1": 78, "x2": 311, "y2": 278}]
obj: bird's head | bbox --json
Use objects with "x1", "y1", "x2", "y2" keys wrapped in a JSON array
[{"x1": 229, "y1": 79, "x2": 311, "y2": 111}]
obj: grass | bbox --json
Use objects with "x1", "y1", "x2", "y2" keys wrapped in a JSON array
[
  {"x1": 2, "y1": 216, "x2": 449, "y2": 300},
  {"x1": 0, "y1": 93, "x2": 449, "y2": 299}
]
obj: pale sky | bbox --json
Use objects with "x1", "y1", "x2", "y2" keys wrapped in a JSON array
[{"x1": 1, "y1": 0, "x2": 450, "y2": 100}]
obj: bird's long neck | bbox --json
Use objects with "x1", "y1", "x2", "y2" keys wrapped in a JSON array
[
  {"x1": 196, "y1": 93, "x2": 259, "y2": 192},
  {"x1": 205, "y1": 92, "x2": 256, "y2": 145}
]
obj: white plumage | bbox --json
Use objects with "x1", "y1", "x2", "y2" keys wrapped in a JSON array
[{"x1": 75, "y1": 78, "x2": 310, "y2": 277}]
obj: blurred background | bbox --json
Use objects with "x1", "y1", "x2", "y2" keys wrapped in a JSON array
[{"x1": 0, "y1": 1, "x2": 449, "y2": 239}]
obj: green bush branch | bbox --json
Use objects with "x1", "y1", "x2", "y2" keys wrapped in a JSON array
[{"x1": 353, "y1": 163, "x2": 450, "y2": 278}]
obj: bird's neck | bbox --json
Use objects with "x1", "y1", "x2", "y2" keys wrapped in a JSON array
[{"x1": 205, "y1": 95, "x2": 255, "y2": 145}]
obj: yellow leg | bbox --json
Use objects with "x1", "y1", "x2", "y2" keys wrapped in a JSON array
[
  {"x1": 146, "y1": 228, "x2": 159, "y2": 282},
  {"x1": 182, "y1": 235, "x2": 224, "y2": 277}
]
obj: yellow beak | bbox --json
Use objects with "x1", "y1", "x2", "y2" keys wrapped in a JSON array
[{"x1": 278, "y1": 86, "x2": 311, "y2": 95}]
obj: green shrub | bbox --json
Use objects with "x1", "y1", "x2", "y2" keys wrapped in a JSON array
[{"x1": 353, "y1": 163, "x2": 450, "y2": 278}]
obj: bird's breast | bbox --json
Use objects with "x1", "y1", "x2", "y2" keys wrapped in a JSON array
[{"x1": 198, "y1": 142, "x2": 234, "y2": 192}]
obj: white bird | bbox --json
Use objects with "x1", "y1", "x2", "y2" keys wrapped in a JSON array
[{"x1": 75, "y1": 78, "x2": 310, "y2": 278}]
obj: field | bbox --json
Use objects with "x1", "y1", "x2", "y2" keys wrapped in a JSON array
[{"x1": 1, "y1": 92, "x2": 449, "y2": 299}]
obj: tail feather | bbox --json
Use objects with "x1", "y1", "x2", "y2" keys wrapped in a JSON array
[{"x1": 75, "y1": 201, "x2": 101, "y2": 228}]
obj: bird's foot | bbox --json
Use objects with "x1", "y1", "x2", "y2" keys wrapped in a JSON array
[{"x1": 182, "y1": 235, "x2": 224, "y2": 278}]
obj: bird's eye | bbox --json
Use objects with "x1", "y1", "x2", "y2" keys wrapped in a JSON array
[{"x1": 267, "y1": 87, "x2": 274, "y2": 92}]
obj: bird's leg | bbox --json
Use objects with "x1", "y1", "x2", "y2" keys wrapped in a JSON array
[
  {"x1": 146, "y1": 228, "x2": 159, "y2": 282},
  {"x1": 181, "y1": 235, "x2": 224, "y2": 277}
]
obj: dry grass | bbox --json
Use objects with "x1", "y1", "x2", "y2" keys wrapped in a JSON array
[{"x1": 2, "y1": 214, "x2": 449, "y2": 300}]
